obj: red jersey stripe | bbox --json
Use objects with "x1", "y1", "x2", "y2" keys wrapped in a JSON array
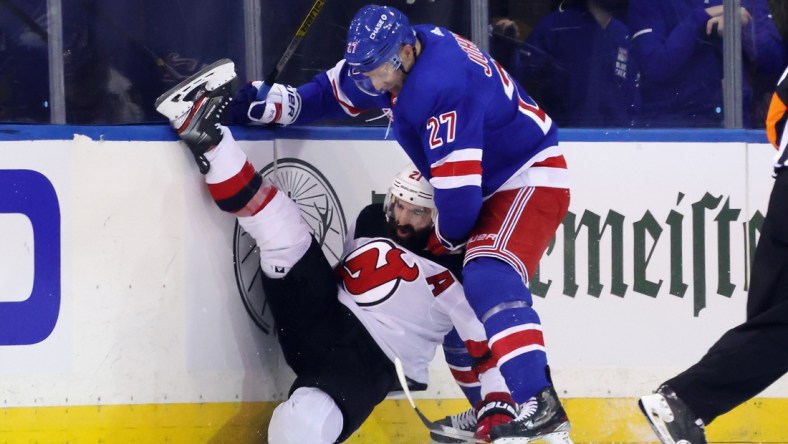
[
  {"x1": 532, "y1": 155, "x2": 567, "y2": 169},
  {"x1": 450, "y1": 367, "x2": 480, "y2": 385},
  {"x1": 331, "y1": 78, "x2": 363, "y2": 116},
  {"x1": 490, "y1": 328, "x2": 545, "y2": 358},
  {"x1": 431, "y1": 160, "x2": 482, "y2": 178},
  {"x1": 207, "y1": 161, "x2": 258, "y2": 201}
]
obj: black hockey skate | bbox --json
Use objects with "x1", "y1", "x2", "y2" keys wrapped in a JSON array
[
  {"x1": 430, "y1": 407, "x2": 477, "y2": 444},
  {"x1": 639, "y1": 385, "x2": 707, "y2": 444},
  {"x1": 155, "y1": 58, "x2": 239, "y2": 174},
  {"x1": 489, "y1": 386, "x2": 572, "y2": 443}
]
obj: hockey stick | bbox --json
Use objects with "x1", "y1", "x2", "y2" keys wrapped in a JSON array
[
  {"x1": 255, "y1": 0, "x2": 326, "y2": 101},
  {"x1": 254, "y1": 0, "x2": 326, "y2": 178},
  {"x1": 393, "y1": 358, "x2": 486, "y2": 444}
]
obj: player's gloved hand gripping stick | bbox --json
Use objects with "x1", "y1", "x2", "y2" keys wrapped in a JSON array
[
  {"x1": 255, "y1": 0, "x2": 326, "y2": 102},
  {"x1": 244, "y1": 0, "x2": 324, "y2": 126}
]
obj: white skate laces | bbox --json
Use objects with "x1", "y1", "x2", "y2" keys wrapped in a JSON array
[
  {"x1": 638, "y1": 386, "x2": 707, "y2": 444},
  {"x1": 429, "y1": 407, "x2": 476, "y2": 443},
  {"x1": 488, "y1": 386, "x2": 573, "y2": 443}
]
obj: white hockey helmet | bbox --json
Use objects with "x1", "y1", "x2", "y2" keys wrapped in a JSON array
[{"x1": 384, "y1": 163, "x2": 436, "y2": 220}]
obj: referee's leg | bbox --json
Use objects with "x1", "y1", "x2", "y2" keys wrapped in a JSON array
[{"x1": 665, "y1": 174, "x2": 788, "y2": 424}]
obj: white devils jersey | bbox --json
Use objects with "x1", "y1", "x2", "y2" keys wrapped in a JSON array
[{"x1": 336, "y1": 237, "x2": 485, "y2": 384}]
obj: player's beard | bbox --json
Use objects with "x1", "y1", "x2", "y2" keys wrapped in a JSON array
[{"x1": 386, "y1": 218, "x2": 431, "y2": 252}]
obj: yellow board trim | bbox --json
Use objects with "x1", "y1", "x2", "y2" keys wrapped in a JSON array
[{"x1": 0, "y1": 398, "x2": 785, "y2": 443}]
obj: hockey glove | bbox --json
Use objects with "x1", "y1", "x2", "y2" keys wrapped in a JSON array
[
  {"x1": 427, "y1": 230, "x2": 451, "y2": 256},
  {"x1": 426, "y1": 225, "x2": 466, "y2": 256},
  {"x1": 242, "y1": 82, "x2": 301, "y2": 126},
  {"x1": 474, "y1": 392, "x2": 517, "y2": 441}
]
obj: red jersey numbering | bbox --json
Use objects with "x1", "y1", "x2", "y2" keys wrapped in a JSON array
[
  {"x1": 337, "y1": 239, "x2": 420, "y2": 306},
  {"x1": 426, "y1": 270, "x2": 456, "y2": 297}
]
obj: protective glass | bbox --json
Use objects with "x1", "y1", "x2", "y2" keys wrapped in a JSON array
[{"x1": 350, "y1": 60, "x2": 400, "y2": 96}]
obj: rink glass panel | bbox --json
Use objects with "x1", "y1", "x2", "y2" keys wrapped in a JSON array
[{"x1": 0, "y1": 0, "x2": 784, "y2": 128}]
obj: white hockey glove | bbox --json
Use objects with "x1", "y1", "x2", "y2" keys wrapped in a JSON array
[{"x1": 247, "y1": 82, "x2": 301, "y2": 126}]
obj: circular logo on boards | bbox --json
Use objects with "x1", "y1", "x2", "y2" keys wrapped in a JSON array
[{"x1": 233, "y1": 158, "x2": 347, "y2": 334}]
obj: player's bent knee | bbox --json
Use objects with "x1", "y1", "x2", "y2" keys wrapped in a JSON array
[
  {"x1": 463, "y1": 258, "x2": 531, "y2": 316},
  {"x1": 239, "y1": 188, "x2": 313, "y2": 278},
  {"x1": 268, "y1": 387, "x2": 344, "y2": 444}
]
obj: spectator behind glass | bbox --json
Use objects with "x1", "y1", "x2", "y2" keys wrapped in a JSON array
[
  {"x1": 95, "y1": 0, "x2": 245, "y2": 123},
  {"x1": 1, "y1": 0, "x2": 245, "y2": 124},
  {"x1": 491, "y1": 0, "x2": 639, "y2": 128},
  {"x1": 61, "y1": 0, "x2": 145, "y2": 124},
  {"x1": 748, "y1": 0, "x2": 788, "y2": 127},
  {"x1": 628, "y1": 0, "x2": 785, "y2": 128},
  {"x1": 0, "y1": 0, "x2": 146, "y2": 124}
]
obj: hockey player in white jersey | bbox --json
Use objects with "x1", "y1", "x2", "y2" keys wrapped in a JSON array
[
  {"x1": 229, "y1": 4, "x2": 573, "y2": 443},
  {"x1": 155, "y1": 60, "x2": 525, "y2": 444},
  {"x1": 349, "y1": 164, "x2": 517, "y2": 443}
]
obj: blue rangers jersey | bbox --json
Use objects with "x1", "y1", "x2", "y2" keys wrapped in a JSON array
[{"x1": 294, "y1": 25, "x2": 566, "y2": 244}]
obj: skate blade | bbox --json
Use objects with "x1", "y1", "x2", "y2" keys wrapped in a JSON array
[
  {"x1": 429, "y1": 439, "x2": 479, "y2": 444},
  {"x1": 492, "y1": 432, "x2": 573, "y2": 444},
  {"x1": 154, "y1": 58, "x2": 236, "y2": 112},
  {"x1": 538, "y1": 431, "x2": 573, "y2": 444},
  {"x1": 638, "y1": 396, "x2": 678, "y2": 444}
]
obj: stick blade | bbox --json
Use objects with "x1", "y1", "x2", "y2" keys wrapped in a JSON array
[
  {"x1": 394, "y1": 358, "x2": 486, "y2": 443},
  {"x1": 394, "y1": 357, "x2": 417, "y2": 408}
]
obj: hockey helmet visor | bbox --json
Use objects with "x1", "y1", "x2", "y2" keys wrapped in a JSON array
[{"x1": 348, "y1": 63, "x2": 398, "y2": 97}]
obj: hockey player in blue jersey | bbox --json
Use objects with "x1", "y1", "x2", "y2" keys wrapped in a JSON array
[
  {"x1": 229, "y1": 4, "x2": 572, "y2": 443},
  {"x1": 154, "y1": 60, "x2": 517, "y2": 444}
]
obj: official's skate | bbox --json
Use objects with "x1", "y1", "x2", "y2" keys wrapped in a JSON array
[
  {"x1": 430, "y1": 407, "x2": 477, "y2": 444},
  {"x1": 155, "y1": 58, "x2": 238, "y2": 174},
  {"x1": 489, "y1": 386, "x2": 572, "y2": 444},
  {"x1": 639, "y1": 385, "x2": 707, "y2": 444}
]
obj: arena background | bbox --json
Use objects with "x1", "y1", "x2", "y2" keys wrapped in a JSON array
[{"x1": 0, "y1": 125, "x2": 784, "y2": 443}]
